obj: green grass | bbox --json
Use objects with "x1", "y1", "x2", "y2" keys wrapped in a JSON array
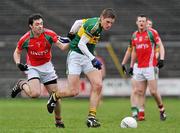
[{"x1": 0, "y1": 97, "x2": 180, "y2": 133}]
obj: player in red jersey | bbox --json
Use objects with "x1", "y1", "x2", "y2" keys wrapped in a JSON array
[
  {"x1": 129, "y1": 14, "x2": 166, "y2": 121},
  {"x1": 11, "y1": 13, "x2": 69, "y2": 128},
  {"x1": 121, "y1": 19, "x2": 161, "y2": 120}
]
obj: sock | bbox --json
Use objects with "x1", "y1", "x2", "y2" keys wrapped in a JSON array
[
  {"x1": 131, "y1": 106, "x2": 139, "y2": 117},
  {"x1": 52, "y1": 93, "x2": 58, "y2": 101},
  {"x1": 19, "y1": 80, "x2": 27, "y2": 90},
  {"x1": 55, "y1": 117, "x2": 62, "y2": 123},
  {"x1": 139, "y1": 108, "x2": 144, "y2": 112},
  {"x1": 88, "y1": 108, "x2": 96, "y2": 117},
  {"x1": 158, "y1": 104, "x2": 165, "y2": 112},
  {"x1": 138, "y1": 107, "x2": 145, "y2": 116}
]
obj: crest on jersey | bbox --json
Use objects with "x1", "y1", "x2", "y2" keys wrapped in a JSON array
[
  {"x1": 36, "y1": 42, "x2": 41, "y2": 47},
  {"x1": 139, "y1": 36, "x2": 142, "y2": 42}
]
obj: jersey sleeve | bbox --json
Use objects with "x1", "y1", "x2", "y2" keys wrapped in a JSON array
[
  {"x1": 17, "y1": 38, "x2": 24, "y2": 51},
  {"x1": 50, "y1": 31, "x2": 58, "y2": 43},
  {"x1": 17, "y1": 32, "x2": 30, "y2": 51},
  {"x1": 44, "y1": 29, "x2": 58, "y2": 43},
  {"x1": 151, "y1": 28, "x2": 160, "y2": 44},
  {"x1": 131, "y1": 31, "x2": 137, "y2": 47}
]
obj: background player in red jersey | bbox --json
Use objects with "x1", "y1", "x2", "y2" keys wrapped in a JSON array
[
  {"x1": 121, "y1": 19, "x2": 161, "y2": 120},
  {"x1": 11, "y1": 13, "x2": 69, "y2": 128},
  {"x1": 129, "y1": 14, "x2": 166, "y2": 121}
]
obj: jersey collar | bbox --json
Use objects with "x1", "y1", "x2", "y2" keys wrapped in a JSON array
[{"x1": 30, "y1": 29, "x2": 44, "y2": 38}]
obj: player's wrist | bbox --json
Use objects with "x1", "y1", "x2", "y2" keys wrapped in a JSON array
[
  {"x1": 16, "y1": 63, "x2": 28, "y2": 71},
  {"x1": 67, "y1": 33, "x2": 75, "y2": 40},
  {"x1": 16, "y1": 63, "x2": 20, "y2": 66},
  {"x1": 91, "y1": 58, "x2": 102, "y2": 70},
  {"x1": 122, "y1": 64, "x2": 126, "y2": 67}
]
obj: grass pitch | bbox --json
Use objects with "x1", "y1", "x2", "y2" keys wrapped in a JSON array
[{"x1": 0, "y1": 97, "x2": 180, "y2": 133}]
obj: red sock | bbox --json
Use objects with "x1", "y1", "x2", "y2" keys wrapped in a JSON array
[{"x1": 138, "y1": 111, "x2": 145, "y2": 121}]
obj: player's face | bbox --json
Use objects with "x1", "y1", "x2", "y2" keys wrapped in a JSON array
[
  {"x1": 146, "y1": 20, "x2": 153, "y2": 28},
  {"x1": 101, "y1": 17, "x2": 115, "y2": 31},
  {"x1": 136, "y1": 17, "x2": 147, "y2": 31},
  {"x1": 30, "y1": 18, "x2": 44, "y2": 36}
]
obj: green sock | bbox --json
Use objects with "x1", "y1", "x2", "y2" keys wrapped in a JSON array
[{"x1": 131, "y1": 106, "x2": 139, "y2": 118}]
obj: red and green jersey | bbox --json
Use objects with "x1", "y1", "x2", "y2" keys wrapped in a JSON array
[
  {"x1": 131, "y1": 28, "x2": 160, "y2": 68},
  {"x1": 17, "y1": 28, "x2": 58, "y2": 66}
]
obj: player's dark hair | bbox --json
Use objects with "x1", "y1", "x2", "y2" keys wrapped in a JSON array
[
  {"x1": 28, "y1": 13, "x2": 43, "y2": 26},
  {"x1": 137, "y1": 14, "x2": 147, "y2": 20},
  {"x1": 101, "y1": 8, "x2": 116, "y2": 19}
]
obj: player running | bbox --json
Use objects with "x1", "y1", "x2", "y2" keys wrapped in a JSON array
[{"x1": 11, "y1": 13, "x2": 69, "y2": 128}]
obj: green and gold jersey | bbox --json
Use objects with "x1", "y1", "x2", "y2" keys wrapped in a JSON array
[{"x1": 70, "y1": 17, "x2": 102, "y2": 55}]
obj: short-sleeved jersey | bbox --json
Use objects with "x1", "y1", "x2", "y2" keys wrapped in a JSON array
[
  {"x1": 70, "y1": 17, "x2": 103, "y2": 55},
  {"x1": 131, "y1": 28, "x2": 160, "y2": 68},
  {"x1": 17, "y1": 28, "x2": 58, "y2": 66}
]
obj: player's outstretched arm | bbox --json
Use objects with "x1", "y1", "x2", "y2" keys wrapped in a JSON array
[
  {"x1": 157, "y1": 40, "x2": 165, "y2": 68},
  {"x1": 121, "y1": 47, "x2": 131, "y2": 65},
  {"x1": 78, "y1": 34, "x2": 102, "y2": 70},
  {"x1": 121, "y1": 47, "x2": 132, "y2": 74},
  {"x1": 130, "y1": 46, "x2": 136, "y2": 69},
  {"x1": 55, "y1": 37, "x2": 69, "y2": 51},
  {"x1": 13, "y1": 48, "x2": 28, "y2": 71},
  {"x1": 158, "y1": 40, "x2": 165, "y2": 61},
  {"x1": 13, "y1": 47, "x2": 22, "y2": 65}
]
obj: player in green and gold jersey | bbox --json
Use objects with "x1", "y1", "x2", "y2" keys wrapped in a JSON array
[{"x1": 47, "y1": 8, "x2": 116, "y2": 128}]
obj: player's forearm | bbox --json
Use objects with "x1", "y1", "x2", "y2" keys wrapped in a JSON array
[
  {"x1": 155, "y1": 52, "x2": 160, "y2": 59},
  {"x1": 13, "y1": 49, "x2": 21, "y2": 64},
  {"x1": 130, "y1": 48, "x2": 136, "y2": 67},
  {"x1": 60, "y1": 43, "x2": 69, "y2": 51},
  {"x1": 122, "y1": 48, "x2": 131, "y2": 65},
  {"x1": 55, "y1": 41, "x2": 69, "y2": 51},
  {"x1": 78, "y1": 35, "x2": 95, "y2": 60},
  {"x1": 159, "y1": 42, "x2": 165, "y2": 60}
]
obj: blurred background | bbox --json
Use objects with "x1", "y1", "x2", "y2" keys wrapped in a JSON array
[{"x1": 0, "y1": 0, "x2": 180, "y2": 97}]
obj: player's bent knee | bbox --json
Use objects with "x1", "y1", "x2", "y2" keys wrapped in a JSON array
[
  {"x1": 149, "y1": 90, "x2": 157, "y2": 96},
  {"x1": 70, "y1": 89, "x2": 79, "y2": 96},
  {"x1": 92, "y1": 82, "x2": 102, "y2": 93},
  {"x1": 136, "y1": 89, "x2": 144, "y2": 96},
  {"x1": 30, "y1": 92, "x2": 41, "y2": 98}
]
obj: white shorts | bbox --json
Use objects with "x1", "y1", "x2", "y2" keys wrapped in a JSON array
[
  {"x1": 25, "y1": 61, "x2": 58, "y2": 84},
  {"x1": 67, "y1": 51, "x2": 96, "y2": 75},
  {"x1": 133, "y1": 64, "x2": 159, "y2": 81}
]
